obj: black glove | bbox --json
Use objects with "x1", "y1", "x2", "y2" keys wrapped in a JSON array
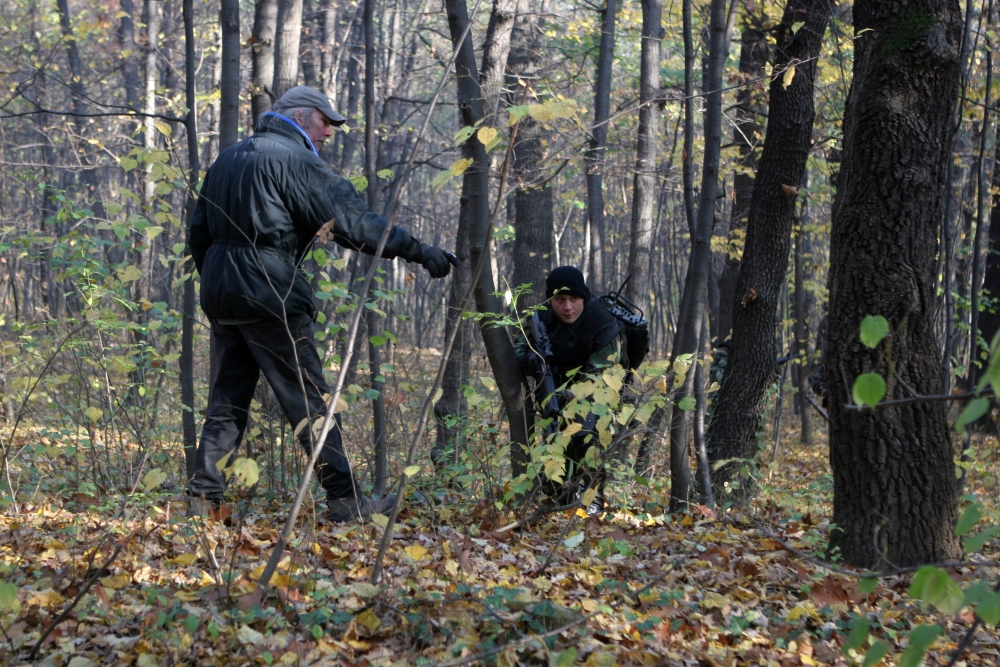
[
  {"x1": 415, "y1": 243, "x2": 460, "y2": 278},
  {"x1": 524, "y1": 351, "x2": 545, "y2": 377}
]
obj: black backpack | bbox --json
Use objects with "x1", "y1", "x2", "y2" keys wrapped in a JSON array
[{"x1": 599, "y1": 279, "x2": 649, "y2": 371}]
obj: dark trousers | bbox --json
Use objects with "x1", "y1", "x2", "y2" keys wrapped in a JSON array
[{"x1": 187, "y1": 314, "x2": 358, "y2": 501}]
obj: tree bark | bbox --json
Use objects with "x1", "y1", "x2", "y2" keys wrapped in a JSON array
[
  {"x1": 273, "y1": 0, "x2": 304, "y2": 99},
  {"x1": 220, "y1": 0, "x2": 241, "y2": 150},
  {"x1": 251, "y1": 0, "x2": 279, "y2": 126},
  {"x1": 624, "y1": 0, "x2": 662, "y2": 306},
  {"x1": 716, "y1": 12, "x2": 768, "y2": 342},
  {"x1": 974, "y1": 114, "x2": 1000, "y2": 390},
  {"x1": 583, "y1": 0, "x2": 614, "y2": 292},
  {"x1": 181, "y1": 0, "x2": 201, "y2": 481},
  {"x1": 826, "y1": 0, "x2": 963, "y2": 568},
  {"x1": 444, "y1": 0, "x2": 531, "y2": 479},
  {"x1": 509, "y1": 0, "x2": 552, "y2": 304},
  {"x1": 707, "y1": 0, "x2": 829, "y2": 497},
  {"x1": 793, "y1": 194, "x2": 812, "y2": 444},
  {"x1": 434, "y1": 0, "x2": 515, "y2": 468}
]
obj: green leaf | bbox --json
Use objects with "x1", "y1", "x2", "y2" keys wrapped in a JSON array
[
  {"x1": 507, "y1": 104, "x2": 531, "y2": 125},
  {"x1": 229, "y1": 457, "x2": 260, "y2": 487},
  {"x1": 955, "y1": 397, "x2": 990, "y2": 433},
  {"x1": 908, "y1": 567, "x2": 964, "y2": 614},
  {"x1": 403, "y1": 465, "x2": 420, "y2": 477},
  {"x1": 860, "y1": 315, "x2": 890, "y2": 348},
  {"x1": 790, "y1": 21, "x2": 806, "y2": 33},
  {"x1": 964, "y1": 525, "x2": 1000, "y2": 553},
  {"x1": 0, "y1": 582, "x2": 18, "y2": 611},
  {"x1": 143, "y1": 468, "x2": 168, "y2": 492},
  {"x1": 376, "y1": 168, "x2": 394, "y2": 181},
  {"x1": 843, "y1": 614, "x2": 870, "y2": 654},
  {"x1": 312, "y1": 248, "x2": 328, "y2": 266},
  {"x1": 363, "y1": 389, "x2": 380, "y2": 400},
  {"x1": 85, "y1": 406, "x2": 103, "y2": 423},
  {"x1": 852, "y1": 373, "x2": 887, "y2": 407},
  {"x1": 898, "y1": 624, "x2": 941, "y2": 667},
  {"x1": 453, "y1": 125, "x2": 475, "y2": 145},
  {"x1": 369, "y1": 335, "x2": 387, "y2": 346},
  {"x1": 349, "y1": 175, "x2": 368, "y2": 193},
  {"x1": 677, "y1": 396, "x2": 696, "y2": 411},
  {"x1": 862, "y1": 641, "x2": 889, "y2": 667},
  {"x1": 120, "y1": 156, "x2": 138, "y2": 172},
  {"x1": 859, "y1": 577, "x2": 878, "y2": 594},
  {"x1": 556, "y1": 648, "x2": 578, "y2": 667},
  {"x1": 331, "y1": 258, "x2": 348, "y2": 270},
  {"x1": 977, "y1": 591, "x2": 1000, "y2": 624},
  {"x1": 184, "y1": 614, "x2": 199, "y2": 634},
  {"x1": 956, "y1": 503, "x2": 983, "y2": 536}
]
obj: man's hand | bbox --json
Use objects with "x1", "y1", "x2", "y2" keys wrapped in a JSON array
[
  {"x1": 524, "y1": 351, "x2": 545, "y2": 377},
  {"x1": 416, "y1": 243, "x2": 460, "y2": 278}
]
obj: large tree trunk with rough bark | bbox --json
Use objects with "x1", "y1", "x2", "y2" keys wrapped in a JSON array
[
  {"x1": 273, "y1": 0, "x2": 304, "y2": 99},
  {"x1": 715, "y1": 12, "x2": 768, "y2": 342},
  {"x1": 706, "y1": 0, "x2": 829, "y2": 498},
  {"x1": 509, "y1": 0, "x2": 552, "y2": 304},
  {"x1": 624, "y1": 0, "x2": 661, "y2": 306},
  {"x1": 826, "y1": 0, "x2": 962, "y2": 568}
]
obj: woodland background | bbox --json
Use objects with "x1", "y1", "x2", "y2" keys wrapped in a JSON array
[{"x1": 0, "y1": 0, "x2": 999, "y2": 664}]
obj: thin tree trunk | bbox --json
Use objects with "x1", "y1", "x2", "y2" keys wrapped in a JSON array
[
  {"x1": 706, "y1": 0, "x2": 829, "y2": 498},
  {"x1": 273, "y1": 0, "x2": 304, "y2": 99},
  {"x1": 974, "y1": 96, "x2": 1000, "y2": 393},
  {"x1": 434, "y1": 0, "x2": 516, "y2": 468},
  {"x1": 444, "y1": 0, "x2": 531, "y2": 479},
  {"x1": 251, "y1": 0, "x2": 279, "y2": 126},
  {"x1": 826, "y1": 0, "x2": 962, "y2": 568},
  {"x1": 624, "y1": 0, "x2": 661, "y2": 306},
  {"x1": 181, "y1": 0, "x2": 201, "y2": 480},
  {"x1": 119, "y1": 0, "x2": 141, "y2": 117},
  {"x1": 584, "y1": 0, "x2": 615, "y2": 292},
  {"x1": 793, "y1": 191, "x2": 812, "y2": 444},
  {"x1": 220, "y1": 0, "x2": 241, "y2": 149}
]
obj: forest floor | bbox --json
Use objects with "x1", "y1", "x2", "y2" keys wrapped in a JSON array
[{"x1": 1, "y1": 416, "x2": 999, "y2": 666}]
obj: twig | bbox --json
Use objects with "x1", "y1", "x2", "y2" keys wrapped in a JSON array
[
  {"x1": 946, "y1": 577, "x2": 1000, "y2": 667},
  {"x1": 804, "y1": 392, "x2": 829, "y2": 423},
  {"x1": 843, "y1": 389, "x2": 994, "y2": 410}
]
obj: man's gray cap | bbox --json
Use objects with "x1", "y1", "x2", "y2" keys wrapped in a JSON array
[{"x1": 273, "y1": 86, "x2": 347, "y2": 125}]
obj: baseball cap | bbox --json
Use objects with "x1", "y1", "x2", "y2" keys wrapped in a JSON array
[{"x1": 273, "y1": 86, "x2": 347, "y2": 125}]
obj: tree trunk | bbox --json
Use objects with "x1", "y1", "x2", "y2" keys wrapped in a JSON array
[
  {"x1": 181, "y1": 0, "x2": 201, "y2": 481},
  {"x1": 220, "y1": 0, "x2": 241, "y2": 150},
  {"x1": 251, "y1": 0, "x2": 279, "y2": 126},
  {"x1": 716, "y1": 12, "x2": 768, "y2": 342},
  {"x1": 974, "y1": 116, "x2": 1000, "y2": 390},
  {"x1": 119, "y1": 0, "x2": 141, "y2": 116},
  {"x1": 624, "y1": 0, "x2": 661, "y2": 306},
  {"x1": 583, "y1": 0, "x2": 615, "y2": 293},
  {"x1": 444, "y1": 0, "x2": 531, "y2": 479},
  {"x1": 706, "y1": 0, "x2": 829, "y2": 497},
  {"x1": 273, "y1": 0, "x2": 304, "y2": 99},
  {"x1": 793, "y1": 194, "x2": 812, "y2": 444},
  {"x1": 508, "y1": 0, "x2": 552, "y2": 303},
  {"x1": 656, "y1": 0, "x2": 727, "y2": 510},
  {"x1": 826, "y1": 0, "x2": 962, "y2": 568}
]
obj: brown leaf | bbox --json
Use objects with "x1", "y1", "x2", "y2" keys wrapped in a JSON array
[{"x1": 781, "y1": 183, "x2": 799, "y2": 197}]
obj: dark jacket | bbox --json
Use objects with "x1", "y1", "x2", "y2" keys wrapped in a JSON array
[
  {"x1": 190, "y1": 113, "x2": 419, "y2": 322},
  {"x1": 515, "y1": 298, "x2": 623, "y2": 386}
]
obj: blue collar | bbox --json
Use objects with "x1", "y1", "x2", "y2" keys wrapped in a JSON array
[{"x1": 260, "y1": 111, "x2": 318, "y2": 156}]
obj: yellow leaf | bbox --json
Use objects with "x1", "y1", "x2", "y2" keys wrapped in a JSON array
[
  {"x1": 562, "y1": 423, "x2": 583, "y2": 437},
  {"x1": 146, "y1": 225, "x2": 164, "y2": 240},
  {"x1": 581, "y1": 487, "x2": 597, "y2": 507},
  {"x1": 477, "y1": 126, "x2": 498, "y2": 146},
  {"x1": 143, "y1": 468, "x2": 167, "y2": 492},
  {"x1": 445, "y1": 560, "x2": 459, "y2": 577},
  {"x1": 100, "y1": 572, "x2": 132, "y2": 590},
  {"x1": 174, "y1": 590, "x2": 201, "y2": 602},
  {"x1": 85, "y1": 406, "x2": 103, "y2": 422},
  {"x1": 229, "y1": 457, "x2": 260, "y2": 487},
  {"x1": 403, "y1": 465, "x2": 420, "y2": 477},
  {"x1": 170, "y1": 553, "x2": 198, "y2": 567},
  {"x1": 369, "y1": 513, "x2": 389, "y2": 528},
  {"x1": 403, "y1": 545, "x2": 428, "y2": 560},
  {"x1": 782, "y1": 65, "x2": 796, "y2": 89},
  {"x1": 354, "y1": 582, "x2": 380, "y2": 598},
  {"x1": 153, "y1": 119, "x2": 172, "y2": 136},
  {"x1": 117, "y1": 265, "x2": 142, "y2": 283},
  {"x1": 602, "y1": 370, "x2": 623, "y2": 392},
  {"x1": 356, "y1": 608, "x2": 381, "y2": 633},
  {"x1": 544, "y1": 458, "x2": 565, "y2": 483},
  {"x1": 585, "y1": 652, "x2": 616, "y2": 667},
  {"x1": 532, "y1": 577, "x2": 553, "y2": 592},
  {"x1": 449, "y1": 158, "x2": 474, "y2": 177},
  {"x1": 701, "y1": 592, "x2": 728, "y2": 609},
  {"x1": 271, "y1": 574, "x2": 293, "y2": 587}
]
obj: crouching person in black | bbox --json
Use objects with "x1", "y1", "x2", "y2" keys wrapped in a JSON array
[
  {"x1": 186, "y1": 86, "x2": 458, "y2": 522},
  {"x1": 514, "y1": 266, "x2": 624, "y2": 516}
]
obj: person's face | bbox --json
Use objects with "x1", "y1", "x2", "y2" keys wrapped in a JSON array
[
  {"x1": 294, "y1": 109, "x2": 335, "y2": 146},
  {"x1": 550, "y1": 294, "x2": 585, "y2": 324}
]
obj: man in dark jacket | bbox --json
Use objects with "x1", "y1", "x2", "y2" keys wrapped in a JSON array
[
  {"x1": 514, "y1": 266, "x2": 623, "y2": 515},
  {"x1": 187, "y1": 86, "x2": 457, "y2": 521}
]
